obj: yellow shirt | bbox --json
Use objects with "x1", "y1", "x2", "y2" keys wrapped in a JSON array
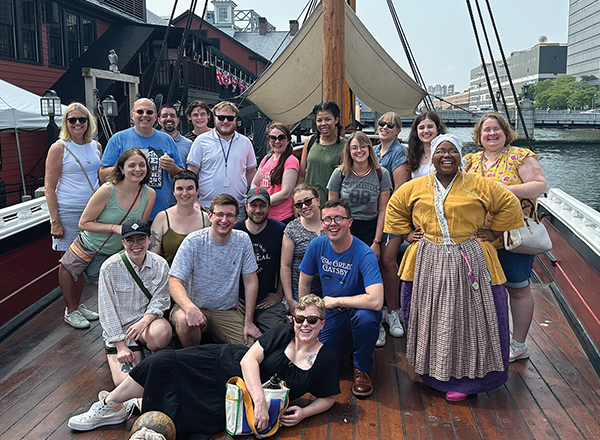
[{"x1": 384, "y1": 171, "x2": 524, "y2": 284}]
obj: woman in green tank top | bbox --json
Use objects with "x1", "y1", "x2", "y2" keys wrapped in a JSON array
[
  {"x1": 58, "y1": 148, "x2": 156, "y2": 329},
  {"x1": 299, "y1": 101, "x2": 346, "y2": 207},
  {"x1": 149, "y1": 170, "x2": 210, "y2": 266}
]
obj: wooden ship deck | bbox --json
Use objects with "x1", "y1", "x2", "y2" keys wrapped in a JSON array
[{"x1": 1, "y1": 280, "x2": 599, "y2": 440}]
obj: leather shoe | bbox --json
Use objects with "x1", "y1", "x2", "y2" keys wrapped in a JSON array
[{"x1": 352, "y1": 367, "x2": 374, "y2": 397}]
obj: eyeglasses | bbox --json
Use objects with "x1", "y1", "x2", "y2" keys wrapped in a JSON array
[
  {"x1": 135, "y1": 109, "x2": 155, "y2": 115},
  {"x1": 322, "y1": 215, "x2": 349, "y2": 225},
  {"x1": 67, "y1": 117, "x2": 88, "y2": 124},
  {"x1": 293, "y1": 315, "x2": 322, "y2": 325},
  {"x1": 293, "y1": 197, "x2": 316, "y2": 209},
  {"x1": 124, "y1": 236, "x2": 148, "y2": 245},
  {"x1": 215, "y1": 114, "x2": 236, "y2": 122},
  {"x1": 350, "y1": 145, "x2": 368, "y2": 151},
  {"x1": 378, "y1": 121, "x2": 396, "y2": 129},
  {"x1": 211, "y1": 211, "x2": 237, "y2": 219},
  {"x1": 160, "y1": 113, "x2": 177, "y2": 119},
  {"x1": 268, "y1": 134, "x2": 287, "y2": 142},
  {"x1": 433, "y1": 149, "x2": 460, "y2": 156}
]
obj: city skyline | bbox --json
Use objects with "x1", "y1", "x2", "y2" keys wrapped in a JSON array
[{"x1": 146, "y1": 0, "x2": 570, "y2": 93}]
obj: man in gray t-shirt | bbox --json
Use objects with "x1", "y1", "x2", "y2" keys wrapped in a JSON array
[{"x1": 169, "y1": 194, "x2": 261, "y2": 347}]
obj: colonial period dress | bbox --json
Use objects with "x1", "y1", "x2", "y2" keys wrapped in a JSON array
[{"x1": 384, "y1": 171, "x2": 523, "y2": 393}]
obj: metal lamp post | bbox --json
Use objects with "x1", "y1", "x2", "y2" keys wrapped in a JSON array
[{"x1": 40, "y1": 90, "x2": 62, "y2": 148}]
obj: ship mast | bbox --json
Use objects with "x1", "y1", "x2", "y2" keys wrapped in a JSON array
[{"x1": 322, "y1": 0, "x2": 346, "y2": 125}]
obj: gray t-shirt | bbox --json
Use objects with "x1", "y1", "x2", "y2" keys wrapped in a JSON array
[
  {"x1": 170, "y1": 228, "x2": 257, "y2": 310},
  {"x1": 326, "y1": 167, "x2": 392, "y2": 220}
]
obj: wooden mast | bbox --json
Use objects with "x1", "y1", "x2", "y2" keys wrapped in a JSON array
[{"x1": 322, "y1": 0, "x2": 345, "y2": 126}]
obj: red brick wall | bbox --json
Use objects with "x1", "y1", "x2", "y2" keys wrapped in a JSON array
[{"x1": 0, "y1": 131, "x2": 48, "y2": 187}]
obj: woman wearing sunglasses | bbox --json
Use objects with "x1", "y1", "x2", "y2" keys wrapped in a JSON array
[
  {"x1": 281, "y1": 184, "x2": 324, "y2": 313},
  {"x1": 373, "y1": 112, "x2": 410, "y2": 345},
  {"x1": 251, "y1": 123, "x2": 299, "y2": 223},
  {"x1": 45, "y1": 102, "x2": 103, "y2": 328},
  {"x1": 68, "y1": 294, "x2": 340, "y2": 438},
  {"x1": 327, "y1": 131, "x2": 392, "y2": 259}
]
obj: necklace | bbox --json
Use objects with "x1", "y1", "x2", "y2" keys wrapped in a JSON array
[{"x1": 75, "y1": 142, "x2": 92, "y2": 165}]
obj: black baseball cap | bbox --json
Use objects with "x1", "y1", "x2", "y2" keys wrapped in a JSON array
[{"x1": 121, "y1": 219, "x2": 151, "y2": 239}]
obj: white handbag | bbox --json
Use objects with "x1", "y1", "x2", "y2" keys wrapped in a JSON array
[
  {"x1": 225, "y1": 376, "x2": 290, "y2": 438},
  {"x1": 504, "y1": 215, "x2": 552, "y2": 255}
]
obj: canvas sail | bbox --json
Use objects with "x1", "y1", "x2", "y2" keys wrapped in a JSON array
[{"x1": 244, "y1": 2, "x2": 427, "y2": 125}]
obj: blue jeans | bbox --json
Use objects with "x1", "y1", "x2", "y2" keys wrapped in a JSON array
[{"x1": 319, "y1": 308, "x2": 381, "y2": 372}]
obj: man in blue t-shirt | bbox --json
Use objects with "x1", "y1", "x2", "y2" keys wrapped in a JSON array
[
  {"x1": 233, "y1": 187, "x2": 287, "y2": 332},
  {"x1": 299, "y1": 199, "x2": 383, "y2": 398},
  {"x1": 99, "y1": 98, "x2": 184, "y2": 220}
]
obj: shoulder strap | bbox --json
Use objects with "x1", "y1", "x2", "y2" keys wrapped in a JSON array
[
  {"x1": 59, "y1": 140, "x2": 96, "y2": 193},
  {"x1": 376, "y1": 167, "x2": 382, "y2": 182},
  {"x1": 306, "y1": 134, "x2": 317, "y2": 156},
  {"x1": 119, "y1": 251, "x2": 152, "y2": 301},
  {"x1": 96, "y1": 185, "x2": 143, "y2": 253},
  {"x1": 165, "y1": 210, "x2": 171, "y2": 229}
]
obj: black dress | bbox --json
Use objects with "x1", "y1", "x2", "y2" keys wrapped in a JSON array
[{"x1": 129, "y1": 324, "x2": 340, "y2": 440}]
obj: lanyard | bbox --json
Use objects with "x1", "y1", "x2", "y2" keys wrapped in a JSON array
[{"x1": 218, "y1": 134, "x2": 234, "y2": 174}]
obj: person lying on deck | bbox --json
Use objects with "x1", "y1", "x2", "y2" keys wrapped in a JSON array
[
  {"x1": 98, "y1": 219, "x2": 172, "y2": 386},
  {"x1": 68, "y1": 295, "x2": 340, "y2": 439}
]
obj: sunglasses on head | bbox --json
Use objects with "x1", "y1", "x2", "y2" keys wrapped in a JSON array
[
  {"x1": 136, "y1": 109, "x2": 155, "y2": 115},
  {"x1": 293, "y1": 315, "x2": 322, "y2": 325},
  {"x1": 67, "y1": 117, "x2": 88, "y2": 124},
  {"x1": 215, "y1": 114, "x2": 236, "y2": 122},
  {"x1": 293, "y1": 197, "x2": 316, "y2": 209},
  {"x1": 378, "y1": 121, "x2": 396, "y2": 129},
  {"x1": 268, "y1": 134, "x2": 287, "y2": 142}
]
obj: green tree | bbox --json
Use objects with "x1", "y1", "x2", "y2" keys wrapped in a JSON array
[
  {"x1": 531, "y1": 75, "x2": 580, "y2": 109},
  {"x1": 567, "y1": 86, "x2": 600, "y2": 109}
]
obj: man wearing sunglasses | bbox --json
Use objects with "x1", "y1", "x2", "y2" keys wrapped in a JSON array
[
  {"x1": 298, "y1": 199, "x2": 383, "y2": 398},
  {"x1": 99, "y1": 98, "x2": 184, "y2": 220},
  {"x1": 98, "y1": 219, "x2": 172, "y2": 385},
  {"x1": 233, "y1": 187, "x2": 287, "y2": 332},
  {"x1": 187, "y1": 101, "x2": 257, "y2": 220}
]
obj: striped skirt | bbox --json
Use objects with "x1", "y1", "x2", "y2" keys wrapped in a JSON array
[
  {"x1": 405, "y1": 237, "x2": 506, "y2": 384},
  {"x1": 52, "y1": 204, "x2": 85, "y2": 252}
]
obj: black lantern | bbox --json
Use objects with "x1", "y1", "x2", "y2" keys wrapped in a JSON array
[
  {"x1": 102, "y1": 95, "x2": 118, "y2": 117},
  {"x1": 40, "y1": 90, "x2": 61, "y2": 149},
  {"x1": 522, "y1": 83, "x2": 530, "y2": 100}
]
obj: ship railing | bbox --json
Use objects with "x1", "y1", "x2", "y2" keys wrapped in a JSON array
[
  {"x1": 538, "y1": 188, "x2": 600, "y2": 258},
  {"x1": 0, "y1": 196, "x2": 49, "y2": 240}
]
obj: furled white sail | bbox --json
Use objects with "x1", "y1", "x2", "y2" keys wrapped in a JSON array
[{"x1": 244, "y1": 2, "x2": 427, "y2": 125}]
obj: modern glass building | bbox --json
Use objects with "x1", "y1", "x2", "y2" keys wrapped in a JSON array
[{"x1": 567, "y1": 0, "x2": 600, "y2": 79}]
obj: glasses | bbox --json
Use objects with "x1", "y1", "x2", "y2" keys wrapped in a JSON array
[
  {"x1": 378, "y1": 121, "x2": 396, "y2": 129},
  {"x1": 215, "y1": 114, "x2": 236, "y2": 122},
  {"x1": 268, "y1": 134, "x2": 287, "y2": 142},
  {"x1": 67, "y1": 117, "x2": 88, "y2": 124},
  {"x1": 160, "y1": 113, "x2": 177, "y2": 119},
  {"x1": 124, "y1": 236, "x2": 148, "y2": 245},
  {"x1": 433, "y1": 149, "x2": 460, "y2": 156},
  {"x1": 135, "y1": 109, "x2": 155, "y2": 115},
  {"x1": 322, "y1": 215, "x2": 349, "y2": 225},
  {"x1": 211, "y1": 211, "x2": 237, "y2": 219},
  {"x1": 293, "y1": 197, "x2": 316, "y2": 209},
  {"x1": 350, "y1": 145, "x2": 368, "y2": 151},
  {"x1": 293, "y1": 315, "x2": 322, "y2": 325}
]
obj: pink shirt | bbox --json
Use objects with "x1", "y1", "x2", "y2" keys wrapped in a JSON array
[{"x1": 257, "y1": 154, "x2": 299, "y2": 221}]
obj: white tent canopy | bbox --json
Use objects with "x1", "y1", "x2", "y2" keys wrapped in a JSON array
[
  {"x1": 244, "y1": 2, "x2": 427, "y2": 125},
  {"x1": 0, "y1": 79, "x2": 65, "y2": 132}
]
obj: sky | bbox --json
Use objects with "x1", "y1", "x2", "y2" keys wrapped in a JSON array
[{"x1": 145, "y1": 0, "x2": 570, "y2": 92}]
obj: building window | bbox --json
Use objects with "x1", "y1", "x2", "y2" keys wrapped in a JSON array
[
  {"x1": 218, "y1": 6, "x2": 228, "y2": 22},
  {"x1": 0, "y1": 0, "x2": 14, "y2": 57},
  {"x1": 81, "y1": 17, "x2": 94, "y2": 52},
  {"x1": 20, "y1": 0, "x2": 38, "y2": 61},
  {"x1": 66, "y1": 12, "x2": 79, "y2": 65},
  {"x1": 48, "y1": 12, "x2": 63, "y2": 66}
]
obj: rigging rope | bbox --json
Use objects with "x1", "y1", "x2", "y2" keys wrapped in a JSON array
[
  {"x1": 147, "y1": 0, "x2": 180, "y2": 99},
  {"x1": 385, "y1": 0, "x2": 433, "y2": 110}
]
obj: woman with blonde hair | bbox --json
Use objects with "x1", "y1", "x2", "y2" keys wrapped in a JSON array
[
  {"x1": 45, "y1": 102, "x2": 102, "y2": 328},
  {"x1": 327, "y1": 131, "x2": 392, "y2": 258}
]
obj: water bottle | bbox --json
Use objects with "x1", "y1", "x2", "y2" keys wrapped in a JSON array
[{"x1": 265, "y1": 374, "x2": 280, "y2": 389}]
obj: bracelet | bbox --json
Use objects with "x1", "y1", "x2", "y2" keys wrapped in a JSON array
[{"x1": 373, "y1": 239, "x2": 381, "y2": 244}]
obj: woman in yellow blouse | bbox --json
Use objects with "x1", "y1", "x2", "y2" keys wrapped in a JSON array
[
  {"x1": 464, "y1": 112, "x2": 547, "y2": 363},
  {"x1": 384, "y1": 134, "x2": 523, "y2": 402}
]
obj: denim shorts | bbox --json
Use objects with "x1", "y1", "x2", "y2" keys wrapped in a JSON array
[{"x1": 497, "y1": 248, "x2": 534, "y2": 288}]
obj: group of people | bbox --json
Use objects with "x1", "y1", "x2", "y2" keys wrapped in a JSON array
[{"x1": 45, "y1": 96, "x2": 547, "y2": 439}]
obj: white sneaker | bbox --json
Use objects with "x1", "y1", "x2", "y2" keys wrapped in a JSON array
[
  {"x1": 64, "y1": 309, "x2": 90, "y2": 329},
  {"x1": 376, "y1": 324, "x2": 386, "y2": 347},
  {"x1": 68, "y1": 392, "x2": 128, "y2": 431},
  {"x1": 386, "y1": 309, "x2": 405, "y2": 338},
  {"x1": 78, "y1": 304, "x2": 99, "y2": 321},
  {"x1": 123, "y1": 397, "x2": 141, "y2": 414},
  {"x1": 509, "y1": 340, "x2": 529, "y2": 362}
]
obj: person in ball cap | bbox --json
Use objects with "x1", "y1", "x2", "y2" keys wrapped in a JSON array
[
  {"x1": 233, "y1": 187, "x2": 287, "y2": 332},
  {"x1": 98, "y1": 219, "x2": 172, "y2": 386}
]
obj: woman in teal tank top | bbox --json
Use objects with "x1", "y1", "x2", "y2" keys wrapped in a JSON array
[
  {"x1": 299, "y1": 101, "x2": 346, "y2": 207},
  {"x1": 58, "y1": 148, "x2": 156, "y2": 329},
  {"x1": 149, "y1": 170, "x2": 209, "y2": 266}
]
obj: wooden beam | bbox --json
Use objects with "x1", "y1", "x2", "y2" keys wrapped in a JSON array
[{"x1": 323, "y1": 0, "x2": 345, "y2": 124}]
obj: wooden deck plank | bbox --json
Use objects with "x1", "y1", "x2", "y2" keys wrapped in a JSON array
[
  {"x1": 467, "y1": 393, "x2": 508, "y2": 440},
  {"x1": 375, "y1": 337, "x2": 405, "y2": 439}
]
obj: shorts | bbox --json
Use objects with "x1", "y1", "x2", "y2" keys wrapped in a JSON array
[{"x1": 497, "y1": 248, "x2": 534, "y2": 288}]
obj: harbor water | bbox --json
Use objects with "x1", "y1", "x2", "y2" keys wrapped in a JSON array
[{"x1": 397, "y1": 127, "x2": 600, "y2": 212}]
